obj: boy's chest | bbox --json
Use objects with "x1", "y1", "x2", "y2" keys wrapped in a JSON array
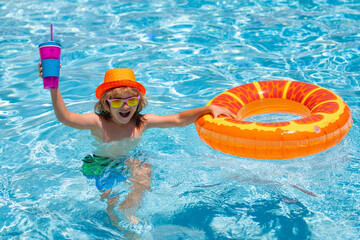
[{"x1": 99, "y1": 121, "x2": 143, "y2": 143}]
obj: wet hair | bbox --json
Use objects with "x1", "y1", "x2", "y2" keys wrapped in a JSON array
[{"x1": 94, "y1": 87, "x2": 148, "y2": 128}]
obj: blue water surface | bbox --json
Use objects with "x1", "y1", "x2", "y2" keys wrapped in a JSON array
[{"x1": 1, "y1": 0, "x2": 360, "y2": 239}]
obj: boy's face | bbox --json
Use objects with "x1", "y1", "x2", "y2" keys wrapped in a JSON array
[{"x1": 108, "y1": 94, "x2": 139, "y2": 125}]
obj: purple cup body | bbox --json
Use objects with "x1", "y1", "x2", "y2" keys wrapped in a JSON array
[{"x1": 39, "y1": 42, "x2": 62, "y2": 89}]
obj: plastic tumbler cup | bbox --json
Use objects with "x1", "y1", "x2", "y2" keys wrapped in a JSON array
[{"x1": 39, "y1": 41, "x2": 62, "y2": 89}]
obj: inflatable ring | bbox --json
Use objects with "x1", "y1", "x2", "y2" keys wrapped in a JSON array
[{"x1": 195, "y1": 80, "x2": 352, "y2": 160}]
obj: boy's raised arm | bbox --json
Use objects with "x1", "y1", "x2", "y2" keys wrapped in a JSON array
[
  {"x1": 50, "y1": 88, "x2": 99, "y2": 130},
  {"x1": 39, "y1": 62, "x2": 99, "y2": 130}
]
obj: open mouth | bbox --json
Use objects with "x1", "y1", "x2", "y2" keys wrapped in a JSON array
[{"x1": 119, "y1": 111, "x2": 131, "y2": 118}]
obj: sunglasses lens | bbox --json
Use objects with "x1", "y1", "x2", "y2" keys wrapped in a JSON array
[
  {"x1": 127, "y1": 98, "x2": 139, "y2": 107},
  {"x1": 111, "y1": 100, "x2": 124, "y2": 108}
]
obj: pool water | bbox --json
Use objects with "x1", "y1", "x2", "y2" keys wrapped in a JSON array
[{"x1": 1, "y1": 0, "x2": 360, "y2": 239}]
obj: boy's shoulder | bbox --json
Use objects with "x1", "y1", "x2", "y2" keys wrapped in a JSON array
[
  {"x1": 142, "y1": 113, "x2": 157, "y2": 129},
  {"x1": 143, "y1": 113, "x2": 162, "y2": 122},
  {"x1": 143, "y1": 113, "x2": 158, "y2": 118}
]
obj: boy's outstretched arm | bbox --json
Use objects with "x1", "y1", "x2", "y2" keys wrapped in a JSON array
[
  {"x1": 144, "y1": 105, "x2": 235, "y2": 129},
  {"x1": 39, "y1": 63, "x2": 99, "y2": 130}
]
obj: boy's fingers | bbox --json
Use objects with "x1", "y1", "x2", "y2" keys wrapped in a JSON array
[
  {"x1": 225, "y1": 110, "x2": 236, "y2": 119},
  {"x1": 225, "y1": 110, "x2": 232, "y2": 117},
  {"x1": 38, "y1": 62, "x2": 43, "y2": 78}
]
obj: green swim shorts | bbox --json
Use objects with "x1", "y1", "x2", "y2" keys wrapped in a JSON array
[{"x1": 80, "y1": 155, "x2": 127, "y2": 191}]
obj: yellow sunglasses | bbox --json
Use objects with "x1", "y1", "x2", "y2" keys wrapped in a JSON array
[{"x1": 107, "y1": 96, "x2": 140, "y2": 108}]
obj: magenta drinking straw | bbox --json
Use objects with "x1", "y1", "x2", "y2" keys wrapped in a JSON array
[{"x1": 51, "y1": 24, "x2": 53, "y2": 41}]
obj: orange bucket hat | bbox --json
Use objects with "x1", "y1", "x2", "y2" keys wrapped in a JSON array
[{"x1": 95, "y1": 68, "x2": 146, "y2": 99}]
